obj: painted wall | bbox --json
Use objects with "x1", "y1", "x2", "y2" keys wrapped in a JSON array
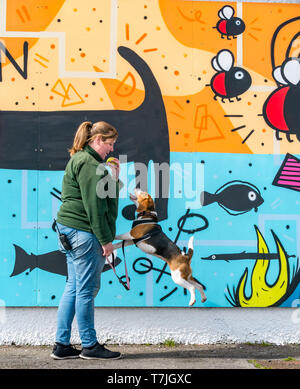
[{"x1": 0, "y1": 0, "x2": 300, "y2": 321}]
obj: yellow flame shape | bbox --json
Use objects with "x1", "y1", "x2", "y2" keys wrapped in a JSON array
[{"x1": 238, "y1": 226, "x2": 289, "y2": 307}]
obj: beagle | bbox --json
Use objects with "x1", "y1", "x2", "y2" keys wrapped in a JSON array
[{"x1": 113, "y1": 189, "x2": 207, "y2": 306}]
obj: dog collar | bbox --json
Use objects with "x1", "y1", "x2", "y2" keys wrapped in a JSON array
[
  {"x1": 136, "y1": 210, "x2": 158, "y2": 219},
  {"x1": 132, "y1": 218, "x2": 158, "y2": 228}
]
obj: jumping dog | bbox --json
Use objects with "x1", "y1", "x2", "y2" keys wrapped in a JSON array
[{"x1": 113, "y1": 189, "x2": 207, "y2": 306}]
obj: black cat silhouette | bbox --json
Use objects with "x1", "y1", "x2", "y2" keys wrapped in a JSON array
[{"x1": 0, "y1": 46, "x2": 170, "y2": 220}]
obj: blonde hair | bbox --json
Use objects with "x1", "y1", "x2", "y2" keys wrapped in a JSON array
[{"x1": 69, "y1": 121, "x2": 118, "y2": 156}]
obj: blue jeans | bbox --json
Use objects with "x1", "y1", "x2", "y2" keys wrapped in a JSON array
[{"x1": 55, "y1": 222, "x2": 106, "y2": 348}]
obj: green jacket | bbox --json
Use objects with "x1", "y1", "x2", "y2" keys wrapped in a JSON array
[{"x1": 57, "y1": 145, "x2": 121, "y2": 245}]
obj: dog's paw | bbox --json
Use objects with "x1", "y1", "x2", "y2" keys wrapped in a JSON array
[
  {"x1": 189, "y1": 299, "x2": 196, "y2": 307},
  {"x1": 201, "y1": 296, "x2": 207, "y2": 303}
]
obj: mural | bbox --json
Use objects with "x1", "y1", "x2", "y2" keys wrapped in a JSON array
[{"x1": 0, "y1": 0, "x2": 300, "y2": 308}]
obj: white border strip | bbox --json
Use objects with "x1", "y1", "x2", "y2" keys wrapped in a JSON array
[
  {"x1": 236, "y1": 2, "x2": 243, "y2": 67},
  {"x1": 21, "y1": 170, "x2": 54, "y2": 229},
  {"x1": 0, "y1": 0, "x2": 118, "y2": 78},
  {"x1": 259, "y1": 213, "x2": 300, "y2": 257}
]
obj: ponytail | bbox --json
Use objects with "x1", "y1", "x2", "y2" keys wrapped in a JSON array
[
  {"x1": 68, "y1": 120, "x2": 118, "y2": 156},
  {"x1": 69, "y1": 121, "x2": 92, "y2": 156}
]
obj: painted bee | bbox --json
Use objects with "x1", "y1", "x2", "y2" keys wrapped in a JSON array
[
  {"x1": 210, "y1": 50, "x2": 252, "y2": 102},
  {"x1": 263, "y1": 58, "x2": 300, "y2": 142},
  {"x1": 215, "y1": 5, "x2": 245, "y2": 40}
]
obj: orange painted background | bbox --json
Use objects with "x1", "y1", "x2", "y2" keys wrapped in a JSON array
[{"x1": 2, "y1": 0, "x2": 299, "y2": 155}]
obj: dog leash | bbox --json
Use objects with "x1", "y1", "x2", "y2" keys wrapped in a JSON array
[
  {"x1": 107, "y1": 217, "x2": 162, "y2": 290},
  {"x1": 107, "y1": 230, "x2": 160, "y2": 291},
  {"x1": 53, "y1": 219, "x2": 131, "y2": 290},
  {"x1": 106, "y1": 240, "x2": 130, "y2": 291}
]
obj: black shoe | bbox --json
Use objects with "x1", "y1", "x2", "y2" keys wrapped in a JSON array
[
  {"x1": 79, "y1": 342, "x2": 122, "y2": 360},
  {"x1": 50, "y1": 343, "x2": 81, "y2": 360}
]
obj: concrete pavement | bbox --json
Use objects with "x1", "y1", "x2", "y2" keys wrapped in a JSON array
[{"x1": 0, "y1": 343, "x2": 300, "y2": 370}]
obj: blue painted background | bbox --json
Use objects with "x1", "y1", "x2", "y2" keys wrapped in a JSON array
[{"x1": 1, "y1": 151, "x2": 300, "y2": 307}]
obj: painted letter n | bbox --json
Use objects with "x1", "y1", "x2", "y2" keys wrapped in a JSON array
[{"x1": 0, "y1": 40, "x2": 28, "y2": 81}]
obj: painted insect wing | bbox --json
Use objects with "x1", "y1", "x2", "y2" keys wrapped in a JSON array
[
  {"x1": 211, "y1": 72, "x2": 226, "y2": 97},
  {"x1": 225, "y1": 67, "x2": 252, "y2": 98},
  {"x1": 262, "y1": 86, "x2": 290, "y2": 132},
  {"x1": 217, "y1": 184, "x2": 262, "y2": 212},
  {"x1": 216, "y1": 19, "x2": 227, "y2": 35}
]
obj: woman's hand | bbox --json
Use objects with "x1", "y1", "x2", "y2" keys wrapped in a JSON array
[
  {"x1": 102, "y1": 242, "x2": 114, "y2": 258},
  {"x1": 107, "y1": 158, "x2": 120, "y2": 181}
]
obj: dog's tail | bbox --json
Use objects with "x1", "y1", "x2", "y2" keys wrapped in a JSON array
[{"x1": 186, "y1": 236, "x2": 194, "y2": 261}]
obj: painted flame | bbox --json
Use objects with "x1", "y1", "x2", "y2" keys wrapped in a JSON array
[{"x1": 238, "y1": 226, "x2": 289, "y2": 307}]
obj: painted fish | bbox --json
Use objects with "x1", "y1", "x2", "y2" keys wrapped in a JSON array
[
  {"x1": 10, "y1": 245, "x2": 121, "y2": 277},
  {"x1": 200, "y1": 180, "x2": 264, "y2": 215},
  {"x1": 201, "y1": 251, "x2": 295, "y2": 261}
]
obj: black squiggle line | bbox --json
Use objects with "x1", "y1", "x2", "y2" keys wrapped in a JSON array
[{"x1": 160, "y1": 287, "x2": 178, "y2": 302}]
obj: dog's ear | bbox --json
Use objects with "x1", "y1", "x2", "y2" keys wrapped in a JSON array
[
  {"x1": 146, "y1": 196, "x2": 155, "y2": 211},
  {"x1": 136, "y1": 198, "x2": 146, "y2": 212}
]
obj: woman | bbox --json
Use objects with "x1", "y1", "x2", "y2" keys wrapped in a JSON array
[{"x1": 51, "y1": 121, "x2": 122, "y2": 360}]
